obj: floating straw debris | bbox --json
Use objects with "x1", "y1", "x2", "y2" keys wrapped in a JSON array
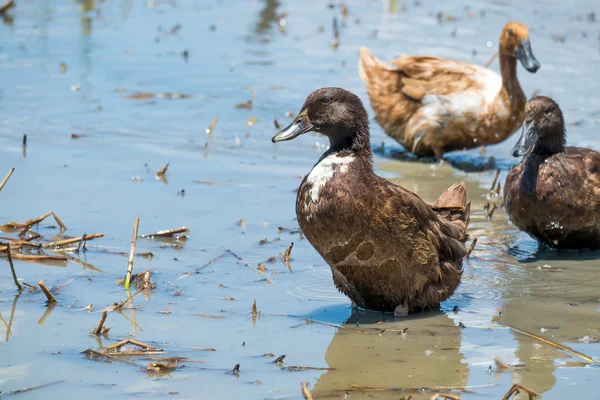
[
  {"x1": 42, "y1": 233, "x2": 104, "y2": 248},
  {"x1": 141, "y1": 227, "x2": 188, "y2": 238}
]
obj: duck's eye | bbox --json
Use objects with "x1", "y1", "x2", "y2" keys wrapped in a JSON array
[
  {"x1": 507, "y1": 28, "x2": 514, "y2": 36},
  {"x1": 322, "y1": 98, "x2": 331, "y2": 104}
]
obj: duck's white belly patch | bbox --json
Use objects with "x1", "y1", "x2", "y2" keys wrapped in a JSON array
[
  {"x1": 305, "y1": 153, "x2": 354, "y2": 203},
  {"x1": 421, "y1": 66, "x2": 503, "y2": 124}
]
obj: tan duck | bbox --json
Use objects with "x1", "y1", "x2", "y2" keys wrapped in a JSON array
[
  {"x1": 272, "y1": 88, "x2": 471, "y2": 315},
  {"x1": 504, "y1": 96, "x2": 600, "y2": 249},
  {"x1": 359, "y1": 22, "x2": 540, "y2": 159}
]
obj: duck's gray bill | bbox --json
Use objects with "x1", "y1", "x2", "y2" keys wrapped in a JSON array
[
  {"x1": 272, "y1": 110, "x2": 313, "y2": 143},
  {"x1": 512, "y1": 121, "x2": 538, "y2": 157},
  {"x1": 515, "y1": 40, "x2": 540, "y2": 73}
]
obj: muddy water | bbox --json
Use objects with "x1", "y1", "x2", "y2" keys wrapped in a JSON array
[{"x1": 1, "y1": 0, "x2": 599, "y2": 399}]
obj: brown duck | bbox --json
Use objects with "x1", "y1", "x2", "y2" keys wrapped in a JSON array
[
  {"x1": 359, "y1": 22, "x2": 540, "y2": 159},
  {"x1": 504, "y1": 96, "x2": 600, "y2": 249},
  {"x1": 272, "y1": 88, "x2": 471, "y2": 315}
]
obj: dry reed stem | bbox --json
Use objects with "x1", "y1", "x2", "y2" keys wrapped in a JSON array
[
  {"x1": 301, "y1": 382, "x2": 313, "y2": 400},
  {"x1": 118, "y1": 288, "x2": 144, "y2": 308},
  {"x1": 484, "y1": 51, "x2": 499, "y2": 68},
  {"x1": 38, "y1": 280, "x2": 57, "y2": 304},
  {"x1": 124, "y1": 217, "x2": 140, "y2": 290},
  {"x1": 0, "y1": 380, "x2": 64, "y2": 397},
  {"x1": 93, "y1": 311, "x2": 108, "y2": 336},
  {"x1": 505, "y1": 323, "x2": 600, "y2": 365},
  {"x1": 1, "y1": 212, "x2": 66, "y2": 230},
  {"x1": 42, "y1": 233, "x2": 104, "y2": 248},
  {"x1": 141, "y1": 227, "x2": 188, "y2": 238},
  {"x1": 5, "y1": 244, "x2": 22, "y2": 291},
  {"x1": 0, "y1": 168, "x2": 15, "y2": 192},
  {"x1": 0, "y1": 237, "x2": 39, "y2": 246},
  {"x1": 10, "y1": 253, "x2": 68, "y2": 262},
  {"x1": 226, "y1": 249, "x2": 251, "y2": 267}
]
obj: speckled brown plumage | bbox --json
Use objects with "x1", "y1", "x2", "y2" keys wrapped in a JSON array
[
  {"x1": 359, "y1": 22, "x2": 540, "y2": 158},
  {"x1": 272, "y1": 88, "x2": 471, "y2": 314},
  {"x1": 504, "y1": 96, "x2": 600, "y2": 249}
]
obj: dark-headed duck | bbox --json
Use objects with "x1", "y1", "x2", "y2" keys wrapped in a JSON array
[
  {"x1": 504, "y1": 96, "x2": 600, "y2": 249},
  {"x1": 359, "y1": 22, "x2": 540, "y2": 159},
  {"x1": 272, "y1": 88, "x2": 471, "y2": 315}
]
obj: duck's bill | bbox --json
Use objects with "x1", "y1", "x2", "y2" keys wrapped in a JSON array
[
  {"x1": 512, "y1": 121, "x2": 538, "y2": 157},
  {"x1": 515, "y1": 40, "x2": 540, "y2": 73},
  {"x1": 271, "y1": 110, "x2": 314, "y2": 143}
]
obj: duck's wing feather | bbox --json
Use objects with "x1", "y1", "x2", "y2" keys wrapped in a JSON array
[
  {"x1": 543, "y1": 148, "x2": 600, "y2": 211},
  {"x1": 392, "y1": 56, "x2": 485, "y2": 98},
  {"x1": 323, "y1": 177, "x2": 469, "y2": 310}
]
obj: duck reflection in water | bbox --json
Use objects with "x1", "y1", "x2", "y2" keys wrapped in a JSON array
[{"x1": 310, "y1": 308, "x2": 469, "y2": 400}]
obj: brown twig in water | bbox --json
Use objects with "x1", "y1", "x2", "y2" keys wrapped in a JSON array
[
  {"x1": 484, "y1": 51, "x2": 499, "y2": 67},
  {"x1": 226, "y1": 249, "x2": 251, "y2": 267},
  {"x1": 5, "y1": 244, "x2": 22, "y2": 291},
  {"x1": 124, "y1": 217, "x2": 140, "y2": 290},
  {"x1": 1, "y1": 212, "x2": 66, "y2": 230},
  {"x1": 0, "y1": 168, "x2": 15, "y2": 192},
  {"x1": 104, "y1": 339, "x2": 163, "y2": 353},
  {"x1": 252, "y1": 298, "x2": 258, "y2": 315},
  {"x1": 42, "y1": 233, "x2": 104, "y2": 248},
  {"x1": 10, "y1": 253, "x2": 68, "y2": 262},
  {"x1": 0, "y1": 380, "x2": 64, "y2": 397},
  {"x1": 141, "y1": 227, "x2": 188, "y2": 238},
  {"x1": 301, "y1": 382, "x2": 313, "y2": 400},
  {"x1": 502, "y1": 384, "x2": 538, "y2": 400},
  {"x1": 467, "y1": 237, "x2": 478, "y2": 258},
  {"x1": 503, "y1": 323, "x2": 600, "y2": 365},
  {"x1": 179, "y1": 252, "x2": 227, "y2": 279},
  {"x1": 118, "y1": 288, "x2": 144, "y2": 308},
  {"x1": 92, "y1": 311, "x2": 109, "y2": 336},
  {"x1": 38, "y1": 281, "x2": 57, "y2": 304}
]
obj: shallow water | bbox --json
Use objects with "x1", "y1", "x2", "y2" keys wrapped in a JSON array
[{"x1": 1, "y1": 0, "x2": 599, "y2": 399}]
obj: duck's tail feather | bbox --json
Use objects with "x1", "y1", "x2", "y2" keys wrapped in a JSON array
[
  {"x1": 431, "y1": 182, "x2": 470, "y2": 242},
  {"x1": 359, "y1": 47, "x2": 418, "y2": 148}
]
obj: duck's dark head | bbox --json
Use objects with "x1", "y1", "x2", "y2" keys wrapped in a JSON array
[
  {"x1": 500, "y1": 22, "x2": 540, "y2": 73},
  {"x1": 512, "y1": 96, "x2": 566, "y2": 157},
  {"x1": 272, "y1": 87, "x2": 371, "y2": 153}
]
